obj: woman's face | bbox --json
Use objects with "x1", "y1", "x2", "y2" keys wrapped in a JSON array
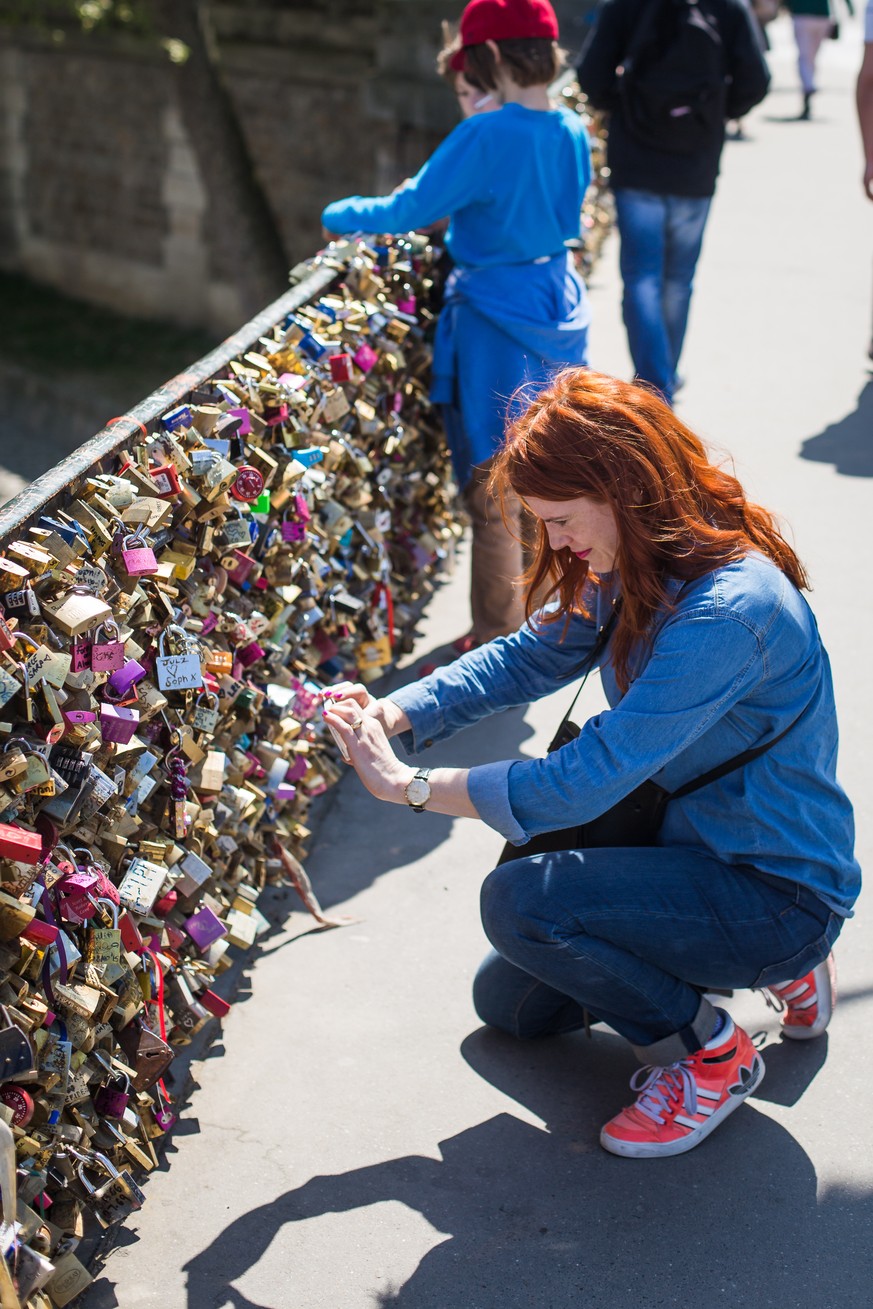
[{"x1": 525, "y1": 494, "x2": 621, "y2": 575}]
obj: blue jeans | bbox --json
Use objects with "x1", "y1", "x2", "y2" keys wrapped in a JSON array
[
  {"x1": 614, "y1": 188, "x2": 713, "y2": 405},
  {"x1": 475, "y1": 847, "x2": 841, "y2": 1062}
]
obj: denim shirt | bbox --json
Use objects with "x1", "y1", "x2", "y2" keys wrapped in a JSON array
[{"x1": 389, "y1": 554, "x2": 860, "y2": 917}]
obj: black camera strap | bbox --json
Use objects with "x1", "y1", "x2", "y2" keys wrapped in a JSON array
[{"x1": 551, "y1": 595, "x2": 809, "y2": 794}]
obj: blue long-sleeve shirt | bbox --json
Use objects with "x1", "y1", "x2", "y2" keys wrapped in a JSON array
[
  {"x1": 389, "y1": 554, "x2": 860, "y2": 917},
  {"x1": 322, "y1": 103, "x2": 591, "y2": 268},
  {"x1": 323, "y1": 104, "x2": 593, "y2": 481}
]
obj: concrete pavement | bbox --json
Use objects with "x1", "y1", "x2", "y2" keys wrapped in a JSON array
[{"x1": 90, "y1": 16, "x2": 873, "y2": 1309}]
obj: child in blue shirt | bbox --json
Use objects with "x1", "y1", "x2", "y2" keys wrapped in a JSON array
[{"x1": 322, "y1": 0, "x2": 592, "y2": 648}]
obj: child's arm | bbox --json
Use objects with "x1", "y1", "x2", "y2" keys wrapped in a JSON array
[{"x1": 322, "y1": 120, "x2": 486, "y2": 236}]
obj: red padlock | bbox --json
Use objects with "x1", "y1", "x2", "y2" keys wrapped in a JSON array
[
  {"x1": 329, "y1": 353, "x2": 354, "y2": 384},
  {"x1": 200, "y1": 990, "x2": 231, "y2": 1018},
  {"x1": 0, "y1": 1085, "x2": 34, "y2": 1127},
  {"x1": 0, "y1": 822, "x2": 43, "y2": 864},
  {"x1": 150, "y1": 463, "x2": 180, "y2": 496},
  {"x1": 229, "y1": 466, "x2": 265, "y2": 503}
]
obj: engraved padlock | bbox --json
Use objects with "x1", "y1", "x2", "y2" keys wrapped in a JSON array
[
  {"x1": 70, "y1": 633, "x2": 92, "y2": 672},
  {"x1": 85, "y1": 896, "x2": 122, "y2": 968},
  {"x1": 90, "y1": 619, "x2": 125, "y2": 672},
  {"x1": 76, "y1": 1152, "x2": 145, "y2": 1227},
  {"x1": 119, "y1": 526, "x2": 158, "y2": 577},
  {"x1": 192, "y1": 690, "x2": 220, "y2": 734},
  {"x1": 215, "y1": 508, "x2": 252, "y2": 549},
  {"x1": 155, "y1": 624, "x2": 203, "y2": 692}
]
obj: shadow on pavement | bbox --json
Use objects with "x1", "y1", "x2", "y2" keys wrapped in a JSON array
[
  {"x1": 800, "y1": 379, "x2": 873, "y2": 477},
  {"x1": 178, "y1": 1024, "x2": 873, "y2": 1309}
]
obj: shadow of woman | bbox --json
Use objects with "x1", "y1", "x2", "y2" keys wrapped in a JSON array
[
  {"x1": 181, "y1": 1025, "x2": 872, "y2": 1309},
  {"x1": 800, "y1": 379, "x2": 873, "y2": 478}
]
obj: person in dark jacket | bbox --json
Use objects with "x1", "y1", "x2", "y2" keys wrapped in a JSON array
[{"x1": 577, "y1": 0, "x2": 770, "y2": 404}]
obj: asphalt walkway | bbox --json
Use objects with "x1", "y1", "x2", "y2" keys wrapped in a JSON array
[{"x1": 93, "y1": 16, "x2": 873, "y2": 1309}]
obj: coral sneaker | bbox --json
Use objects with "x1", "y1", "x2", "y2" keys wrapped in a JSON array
[
  {"x1": 767, "y1": 954, "x2": 837, "y2": 1041},
  {"x1": 600, "y1": 1014, "x2": 765, "y2": 1159}
]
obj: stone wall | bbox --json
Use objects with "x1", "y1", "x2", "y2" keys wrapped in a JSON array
[{"x1": 0, "y1": 0, "x2": 594, "y2": 334}]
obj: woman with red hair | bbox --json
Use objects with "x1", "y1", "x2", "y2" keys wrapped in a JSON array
[{"x1": 324, "y1": 370, "x2": 859, "y2": 1159}]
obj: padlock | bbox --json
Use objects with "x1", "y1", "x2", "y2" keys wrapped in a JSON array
[
  {"x1": 99, "y1": 703, "x2": 140, "y2": 744},
  {"x1": 48, "y1": 742, "x2": 90, "y2": 788},
  {"x1": 192, "y1": 690, "x2": 220, "y2": 734},
  {"x1": 149, "y1": 462, "x2": 181, "y2": 496},
  {"x1": 70, "y1": 633, "x2": 92, "y2": 671},
  {"x1": 107, "y1": 657, "x2": 147, "y2": 698},
  {"x1": 90, "y1": 619, "x2": 125, "y2": 671},
  {"x1": 6, "y1": 739, "x2": 52, "y2": 793},
  {"x1": 214, "y1": 509, "x2": 252, "y2": 549},
  {"x1": 155, "y1": 624, "x2": 203, "y2": 691},
  {"x1": 119, "y1": 527, "x2": 159, "y2": 577},
  {"x1": 329, "y1": 352, "x2": 354, "y2": 383},
  {"x1": 205, "y1": 649, "x2": 233, "y2": 675},
  {"x1": 92, "y1": 1072, "x2": 131, "y2": 1120},
  {"x1": 229, "y1": 465, "x2": 265, "y2": 503},
  {"x1": 117, "y1": 857, "x2": 166, "y2": 914},
  {"x1": 76, "y1": 1151, "x2": 145, "y2": 1227}
]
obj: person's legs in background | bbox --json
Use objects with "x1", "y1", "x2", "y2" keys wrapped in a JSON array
[
  {"x1": 614, "y1": 188, "x2": 674, "y2": 403},
  {"x1": 793, "y1": 14, "x2": 833, "y2": 118},
  {"x1": 662, "y1": 194, "x2": 712, "y2": 394},
  {"x1": 463, "y1": 460, "x2": 526, "y2": 644}
]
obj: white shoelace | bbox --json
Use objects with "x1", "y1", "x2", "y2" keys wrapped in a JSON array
[{"x1": 630, "y1": 1062, "x2": 698, "y2": 1126}]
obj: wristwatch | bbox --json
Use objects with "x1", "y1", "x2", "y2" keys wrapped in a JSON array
[{"x1": 404, "y1": 767, "x2": 432, "y2": 812}]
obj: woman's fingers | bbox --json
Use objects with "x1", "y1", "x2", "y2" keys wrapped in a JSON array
[{"x1": 321, "y1": 683, "x2": 371, "y2": 711}]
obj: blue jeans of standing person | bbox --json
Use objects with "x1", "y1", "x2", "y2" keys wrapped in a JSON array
[
  {"x1": 614, "y1": 188, "x2": 713, "y2": 406},
  {"x1": 474, "y1": 846, "x2": 842, "y2": 1063}
]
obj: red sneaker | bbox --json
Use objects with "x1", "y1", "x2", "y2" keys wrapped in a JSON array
[
  {"x1": 767, "y1": 954, "x2": 837, "y2": 1041},
  {"x1": 600, "y1": 1015, "x2": 765, "y2": 1159}
]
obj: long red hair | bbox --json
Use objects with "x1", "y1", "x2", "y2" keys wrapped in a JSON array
[{"x1": 490, "y1": 370, "x2": 809, "y2": 691}]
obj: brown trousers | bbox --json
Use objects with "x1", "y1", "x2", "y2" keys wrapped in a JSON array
[{"x1": 463, "y1": 462, "x2": 527, "y2": 643}]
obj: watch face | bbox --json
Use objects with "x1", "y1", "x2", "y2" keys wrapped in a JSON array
[{"x1": 406, "y1": 777, "x2": 431, "y2": 808}]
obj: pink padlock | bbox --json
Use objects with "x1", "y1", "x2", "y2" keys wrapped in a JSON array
[
  {"x1": 275, "y1": 782, "x2": 298, "y2": 803},
  {"x1": 120, "y1": 528, "x2": 159, "y2": 577},
  {"x1": 226, "y1": 550, "x2": 256, "y2": 587},
  {"x1": 281, "y1": 520, "x2": 306, "y2": 544},
  {"x1": 227, "y1": 406, "x2": 252, "y2": 436},
  {"x1": 396, "y1": 294, "x2": 416, "y2": 315},
  {"x1": 100, "y1": 703, "x2": 140, "y2": 744},
  {"x1": 70, "y1": 636, "x2": 92, "y2": 672},
  {"x1": 353, "y1": 343, "x2": 379, "y2": 374},
  {"x1": 62, "y1": 709, "x2": 96, "y2": 728},
  {"x1": 107, "y1": 659, "x2": 147, "y2": 698},
  {"x1": 236, "y1": 640, "x2": 265, "y2": 668},
  {"x1": 285, "y1": 754, "x2": 308, "y2": 783},
  {"x1": 90, "y1": 620, "x2": 125, "y2": 672}
]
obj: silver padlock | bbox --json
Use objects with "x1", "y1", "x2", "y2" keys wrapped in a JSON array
[
  {"x1": 192, "y1": 690, "x2": 220, "y2": 734},
  {"x1": 155, "y1": 624, "x2": 203, "y2": 692},
  {"x1": 76, "y1": 1151, "x2": 145, "y2": 1227}
]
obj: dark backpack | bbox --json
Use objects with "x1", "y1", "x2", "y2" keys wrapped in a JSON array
[{"x1": 617, "y1": 0, "x2": 728, "y2": 156}]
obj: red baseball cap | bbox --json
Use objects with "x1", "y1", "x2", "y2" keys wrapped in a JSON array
[{"x1": 450, "y1": 0, "x2": 559, "y2": 70}]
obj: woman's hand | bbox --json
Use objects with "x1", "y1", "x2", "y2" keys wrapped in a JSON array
[
  {"x1": 321, "y1": 683, "x2": 411, "y2": 738},
  {"x1": 323, "y1": 699, "x2": 414, "y2": 804}
]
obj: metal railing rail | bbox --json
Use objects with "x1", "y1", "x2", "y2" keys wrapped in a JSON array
[{"x1": 0, "y1": 263, "x2": 338, "y2": 542}]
